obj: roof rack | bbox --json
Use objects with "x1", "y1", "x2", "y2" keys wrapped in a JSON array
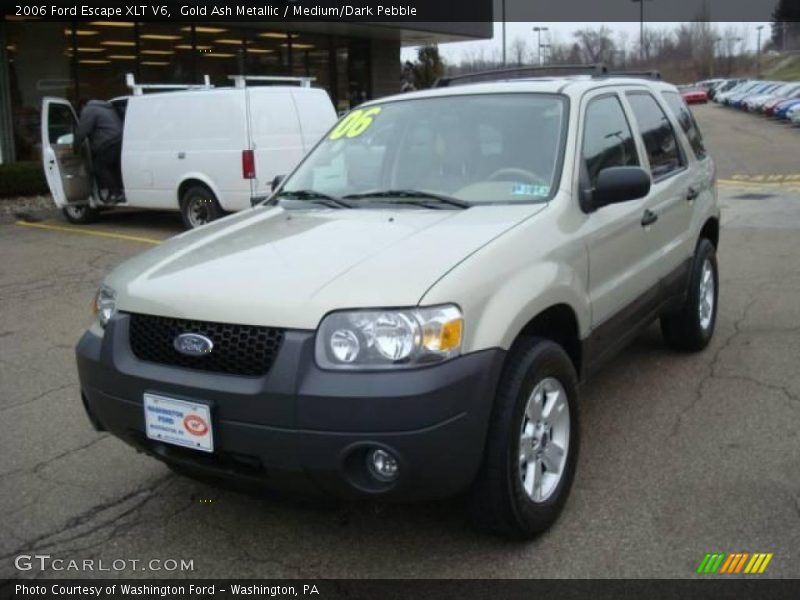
[
  {"x1": 433, "y1": 64, "x2": 609, "y2": 87},
  {"x1": 604, "y1": 70, "x2": 662, "y2": 80},
  {"x1": 228, "y1": 75, "x2": 315, "y2": 88},
  {"x1": 433, "y1": 64, "x2": 664, "y2": 88},
  {"x1": 125, "y1": 73, "x2": 213, "y2": 96}
]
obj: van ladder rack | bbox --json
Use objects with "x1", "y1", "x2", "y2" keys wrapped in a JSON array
[
  {"x1": 228, "y1": 76, "x2": 316, "y2": 88},
  {"x1": 125, "y1": 73, "x2": 213, "y2": 96},
  {"x1": 433, "y1": 64, "x2": 609, "y2": 87}
]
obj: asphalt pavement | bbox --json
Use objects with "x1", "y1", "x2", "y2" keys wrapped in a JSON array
[{"x1": 0, "y1": 104, "x2": 798, "y2": 579}]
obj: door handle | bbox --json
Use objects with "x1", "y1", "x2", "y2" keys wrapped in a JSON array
[
  {"x1": 686, "y1": 187, "x2": 699, "y2": 201},
  {"x1": 641, "y1": 209, "x2": 658, "y2": 227}
]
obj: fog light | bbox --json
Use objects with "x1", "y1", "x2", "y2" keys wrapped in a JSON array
[{"x1": 367, "y1": 448, "x2": 399, "y2": 482}]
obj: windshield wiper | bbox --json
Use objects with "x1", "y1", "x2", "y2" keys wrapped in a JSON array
[
  {"x1": 274, "y1": 189, "x2": 353, "y2": 209},
  {"x1": 341, "y1": 189, "x2": 470, "y2": 209}
]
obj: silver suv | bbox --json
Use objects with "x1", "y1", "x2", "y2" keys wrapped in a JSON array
[{"x1": 77, "y1": 70, "x2": 719, "y2": 539}]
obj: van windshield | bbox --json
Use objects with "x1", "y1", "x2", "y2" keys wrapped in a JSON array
[{"x1": 279, "y1": 93, "x2": 567, "y2": 206}]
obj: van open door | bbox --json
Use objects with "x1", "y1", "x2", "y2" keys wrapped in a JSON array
[{"x1": 41, "y1": 97, "x2": 94, "y2": 208}]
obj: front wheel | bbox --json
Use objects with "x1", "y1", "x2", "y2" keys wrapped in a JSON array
[
  {"x1": 661, "y1": 238, "x2": 719, "y2": 351},
  {"x1": 62, "y1": 205, "x2": 99, "y2": 225},
  {"x1": 470, "y1": 338, "x2": 579, "y2": 539},
  {"x1": 180, "y1": 185, "x2": 223, "y2": 229}
]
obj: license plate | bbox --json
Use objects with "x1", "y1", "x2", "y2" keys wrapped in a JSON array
[{"x1": 144, "y1": 393, "x2": 214, "y2": 453}]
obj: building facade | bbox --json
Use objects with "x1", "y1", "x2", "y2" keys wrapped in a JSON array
[{"x1": 0, "y1": 21, "x2": 490, "y2": 163}]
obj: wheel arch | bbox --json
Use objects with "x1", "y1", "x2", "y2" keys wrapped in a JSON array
[
  {"x1": 509, "y1": 304, "x2": 583, "y2": 378},
  {"x1": 700, "y1": 217, "x2": 719, "y2": 249},
  {"x1": 177, "y1": 174, "x2": 222, "y2": 208}
]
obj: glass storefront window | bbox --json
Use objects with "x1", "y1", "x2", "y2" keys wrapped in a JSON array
[
  {"x1": 245, "y1": 30, "x2": 289, "y2": 77},
  {"x1": 2, "y1": 21, "x2": 375, "y2": 163},
  {"x1": 138, "y1": 23, "x2": 193, "y2": 85},
  {"x1": 5, "y1": 21, "x2": 73, "y2": 161},
  {"x1": 195, "y1": 26, "x2": 245, "y2": 87},
  {"x1": 76, "y1": 21, "x2": 134, "y2": 101}
]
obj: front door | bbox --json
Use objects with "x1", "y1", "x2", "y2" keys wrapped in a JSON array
[{"x1": 40, "y1": 98, "x2": 93, "y2": 208}]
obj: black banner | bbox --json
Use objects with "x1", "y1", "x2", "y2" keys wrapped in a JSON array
[
  {"x1": 4, "y1": 579, "x2": 800, "y2": 600},
  {"x1": 1, "y1": 0, "x2": 795, "y2": 23}
]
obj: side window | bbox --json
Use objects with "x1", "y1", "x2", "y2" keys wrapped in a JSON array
[
  {"x1": 662, "y1": 91, "x2": 707, "y2": 160},
  {"x1": 626, "y1": 92, "x2": 684, "y2": 179},
  {"x1": 582, "y1": 95, "x2": 639, "y2": 187}
]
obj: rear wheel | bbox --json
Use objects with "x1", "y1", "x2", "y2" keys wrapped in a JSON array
[
  {"x1": 469, "y1": 338, "x2": 579, "y2": 539},
  {"x1": 661, "y1": 238, "x2": 718, "y2": 351},
  {"x1": 180, "y1": 185, "x2": 223, "y2": 229},
  {"x1": 62, "y1": 205, "x2": 99, "y2": 225}
]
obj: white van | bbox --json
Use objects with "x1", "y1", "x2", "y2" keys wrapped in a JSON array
[{"x1": 41, "y1": 76, "x2": 337, "y2": 228}]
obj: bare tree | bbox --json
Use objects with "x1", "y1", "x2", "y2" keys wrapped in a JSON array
[
  {"x1": 509, "y1": 37, "x2": 529, "y2": 67},
  {"x1": 573, "y1": 26, "x2": 616, "y2": 64}
]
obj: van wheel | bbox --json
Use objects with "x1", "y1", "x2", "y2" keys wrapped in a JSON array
[
  {"x1": 470, "y1": 338, "x2": 579, "y2": 540},
  {"x1": 62, "y1": 205, "x2": 99, "y2": 225},
  {"x1": 180, "y1": 185, "x2": 222, "y2": 229},
  {"x1": 661, "y1": 238, "x2": 718, "y2": 352}
]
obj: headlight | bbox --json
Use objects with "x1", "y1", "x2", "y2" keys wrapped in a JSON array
[
  {"x1": 92, "y1": 285, "x2": 116, "y2": 327},
  {"x1": 316, "y1": 305, "x2": 463, "y2": 370}
]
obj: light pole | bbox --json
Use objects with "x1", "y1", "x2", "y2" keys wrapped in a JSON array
[
  {"x1": 533, "y1": 26, "x2": 549, "y2": 66},
  {"x1": 501, "y1": 1, "x2": 507, "y2": 67},
  {"x1": 631, "y1": 0, "x2": 655, "y2": 62},
  {"x1": 756, "y1": 25, "x2": 765, "y2": 78},
  {"x1": 712, "y1": 37, "x2": 722, "y2": 77},
  {"x1": 540, "y1": 44, "x2": 552, "y2": 65}
]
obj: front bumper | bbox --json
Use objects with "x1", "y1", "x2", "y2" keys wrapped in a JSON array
[{"x1": 77, "y1": 314, "x2": 505, "y2": 500}]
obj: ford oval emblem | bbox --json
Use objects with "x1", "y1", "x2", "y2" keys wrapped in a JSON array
[{"x1": 174, "y1": 333, "x2": 214, "y2": 357}]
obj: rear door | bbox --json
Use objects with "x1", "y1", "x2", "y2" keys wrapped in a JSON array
[
  {"x1": 623, "y1": 90, "x2": 695, "y2": 282},
  {"x1": 40, "y1": 97, "x2": 93, "y2": 207},
  {"x1": 247, "y1": 88, "x2": 304, "y2": 200}
]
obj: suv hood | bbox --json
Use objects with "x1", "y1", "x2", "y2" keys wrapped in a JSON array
[{"x1": 107, "y1": 204, "x2": 543, "y2": 329}]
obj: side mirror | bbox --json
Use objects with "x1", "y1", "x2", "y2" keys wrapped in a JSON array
[
  {"x1": 271, "y1": 174, "x2": 285, "y2": 192},
  {"x1": 591, "y1": 166, "x2": 651, "y2": 210}
]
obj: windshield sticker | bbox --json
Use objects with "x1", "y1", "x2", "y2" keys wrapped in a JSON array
[
  {"x1": 329, "y1": 107, "x2": 382, "y2": 140},
  {"x1": 511, "y1": 183, "x2": 550, "y2": 197}
]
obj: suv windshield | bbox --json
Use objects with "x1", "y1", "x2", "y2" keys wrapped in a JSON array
[{"x1": 279, "y1": 93, "x2": 567, "y2": 206}]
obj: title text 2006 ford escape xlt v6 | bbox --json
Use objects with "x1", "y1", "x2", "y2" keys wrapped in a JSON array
[{"x1": 77, "y1": 69, "x2": 719, "y2": 539}]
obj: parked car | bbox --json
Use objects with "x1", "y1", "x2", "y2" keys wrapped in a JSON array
[
  {"x1": 789, "y1": 105, "x2": 800, "y2": 126},
  {"x1": 716, "y1": 80, "x2": 756, "y2": 105},
  {"x1": 774, "y1": 97, "x2": 800, "y2": 120},
  {"x1": 680, "y1": 86, "x2": 709, "y2": 104},
  {"x1": 730, "y1": 82, "x2": 778, "y2": 110},
  {"x1": 764, "y1": 87, "x2": 800, "y2": 116},
  {"x1": 75, "y1": 72, "x2": 719, "y2": 539},
  {"x1": 742, "y1": 82, "x2": 794, "y2": 112},
  {"x1": 41, "y1": 76, "x2": 337, "y2": 229},
  {"x1": 709, "y1": 79, "x2": 744, "y2": 102}
]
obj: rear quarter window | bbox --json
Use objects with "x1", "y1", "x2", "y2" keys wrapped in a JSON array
[{"x1": 662, "y1": 91, "x2": 707, "y2": 160}]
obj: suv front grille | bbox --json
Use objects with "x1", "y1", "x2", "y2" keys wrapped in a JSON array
[{"x1": 127, "y1": 313, "x2": 284, "y2": 377}]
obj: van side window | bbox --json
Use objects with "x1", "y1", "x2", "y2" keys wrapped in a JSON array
[
  {"x1": 626, "y1": 92, "x2": 684, "y2": 180},
  {"x1": 582, "y1": 95, "x2": 639, "y2": 188},
  {"x1": 661, "y1": 91, "x2": 707, "y2": 160}
]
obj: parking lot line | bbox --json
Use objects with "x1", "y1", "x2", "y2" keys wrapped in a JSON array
[{"x1": 15, "y1": 220, "x2": 163, "y2": 245}]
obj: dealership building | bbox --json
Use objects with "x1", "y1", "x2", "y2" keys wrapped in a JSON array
[{"x1": 0, "y1": 20, "x2": 490, "y2": 163}]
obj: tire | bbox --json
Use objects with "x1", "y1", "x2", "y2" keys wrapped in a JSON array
[
  {"x1": 62, "y1": 205, "x2": 99, "y2": 225},
  {"x1": 661, "y1": 238, "x2": 719, "y2": 352},
  {"x1": 469, "y1": 338, "x2": 579, "y2": 540},
  {"x1": 180, "y1": 185, "x2": 223, "y2": 229}
]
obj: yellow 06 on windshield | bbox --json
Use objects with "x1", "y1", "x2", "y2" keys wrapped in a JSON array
[{"x1": 328, "y1": 107, "x2": 382, "y2": 140}]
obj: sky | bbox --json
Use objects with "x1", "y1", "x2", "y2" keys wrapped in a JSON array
[{"x1": 401, "y1": 22, "x2": 774, "y2": 64}]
